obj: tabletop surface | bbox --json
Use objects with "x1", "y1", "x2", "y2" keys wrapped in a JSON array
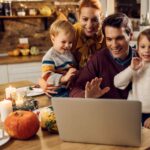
[{"x1": 0, "y1": 81, "x2": 150, "y2": 150}]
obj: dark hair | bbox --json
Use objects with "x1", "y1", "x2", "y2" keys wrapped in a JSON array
[
  {"x1": 137, "y1": 28, "x2": 150, "y2": 46},
  {"x1": 102, "y1": 13, "x2": 132, "y2": 36}
]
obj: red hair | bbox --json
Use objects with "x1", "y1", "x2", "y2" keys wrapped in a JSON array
[{"x1": 79, "y1": 0, "x2": 103, "y2": 18}]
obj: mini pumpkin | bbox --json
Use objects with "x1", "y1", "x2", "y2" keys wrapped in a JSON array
[
  {"x1": 40, "y1": 106, "x2": 58, "y2": 133},
  {"x1": 4, "y1": 110, "x2": 40, "y2": 140}
]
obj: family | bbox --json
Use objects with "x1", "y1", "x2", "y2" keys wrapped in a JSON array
[{"x1": 39, "y1": 0, "x2": 150, "y2": 128}]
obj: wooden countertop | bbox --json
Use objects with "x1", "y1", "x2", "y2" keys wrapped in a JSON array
[
  {"x1": 1, "y1": 81, "x2": 150, "y2": 150},
  {"x1": 0, "y1": 55, "x2": 43, "y2": 65},
  {"x1": 0, "y1": 80, "x2": 50, "y2": 107},
  {"x1": 2, "y1": 128, "x2": 150, "y2": 150}
]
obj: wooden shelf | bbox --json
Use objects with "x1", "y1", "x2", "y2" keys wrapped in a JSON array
[
  {"x1": 0, "y1": 15, "x2": 51, "y2": 19},
  {"x1": 0, "y1": 15, "x2": 52, "y2": 31},
  {"x1": 12, "y1": 0, "x2": 44, "y2": 2}
]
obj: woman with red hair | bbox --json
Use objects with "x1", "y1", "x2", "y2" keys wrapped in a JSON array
[{"x1": 73, "y1": 0, "x2": 104, "y2": 68}]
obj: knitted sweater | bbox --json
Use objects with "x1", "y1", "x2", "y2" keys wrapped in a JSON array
[
  {"x1": 114, "y1": 63, "x2": 150, "y2": 113},
  {"x1": 42, "y1": 47, "x2": 76, "y2": 86},
  {"x1": 70, "y1": 47, "x2": 136, "y2": 99}
]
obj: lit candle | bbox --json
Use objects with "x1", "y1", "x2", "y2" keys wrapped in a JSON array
[
  {"x1": 5, "y1": 86, "x2": 17, "y2": 100},
  {"x1": 15, "y1": 93, "x2": 24, "y2": 107},
  {"x1": 0, "y1": 99, "x2": 13, "y2": 122}
]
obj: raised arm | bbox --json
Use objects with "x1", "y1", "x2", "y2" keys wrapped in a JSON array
[
  {"x1": 114, "y1": 57, "x2": 143, "y2": 90},
  {"x1": 114, "y1": 66, "x2": 133, "y2": 90},
  {"x1": 69, "y1": 55, "x2": 98, "y2": 97},
  {"x1": 69, "y1": 52, "x2": 110, "y2": 98}
]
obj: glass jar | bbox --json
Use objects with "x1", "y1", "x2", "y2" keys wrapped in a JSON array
[
  {"x1": 0, "y1": 2, "x2": 4, "y2": 15},
  {"x1": 29, "y1": 8, "x2": 37, "y2": 16},
  {"x1": 17, "y1": 8, "x2": 26, "y2": 16},
  {"x1": 3, "y1": 1, "x2": 12, "y2": 16}
]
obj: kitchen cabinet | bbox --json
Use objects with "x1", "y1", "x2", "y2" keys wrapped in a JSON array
[
  {"x1": 0, "y1": 62, "x2": 41, "y2": 84},
  {"x1": 0, "y1": 65, "x2": 9, "y2": 84}
]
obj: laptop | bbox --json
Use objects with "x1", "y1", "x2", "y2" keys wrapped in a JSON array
[{"x1": 52, "y1": 98, "x2": 141, "y2": 147}]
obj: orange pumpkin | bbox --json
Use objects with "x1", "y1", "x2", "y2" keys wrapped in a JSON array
[{"x1": 4, "y1": 110, "x2": 40, "y2": 140}]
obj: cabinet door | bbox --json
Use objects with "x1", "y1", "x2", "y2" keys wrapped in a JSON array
[
  {"x1": 0, "y1": 65, "x2": 8, "y2": 84},
  {"x1": 8, "y1": 62, "x2": 41, "y2": 83}
]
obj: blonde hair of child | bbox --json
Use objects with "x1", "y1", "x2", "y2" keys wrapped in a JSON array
[
  {"x1": 137, "y1": 28, "x2": 150, "y2": 47},
  {"x1": 50, "y1": 20, "x2": 75, "y2": 39},
  {"x1": 79, "y1": 0, "x2": 103, "y2": 20}
]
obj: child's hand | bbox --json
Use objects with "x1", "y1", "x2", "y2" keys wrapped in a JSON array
[
  {"x1": 131, "y1": 57, "x2": 143, "y2": 71},
  {"x1": 144, "y1": 117, "x2": 150, "y2": 129},
  {"x1": 60, "y1": 68, "x2": 77, "y2": 83}
]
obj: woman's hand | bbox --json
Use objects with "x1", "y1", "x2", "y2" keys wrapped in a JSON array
[
  {"x1": 38, "y1": 78, "x2": 59, "y2": 97},
  {"x1": 85, "y1": 77, "x2": 110, "y2": 98}
]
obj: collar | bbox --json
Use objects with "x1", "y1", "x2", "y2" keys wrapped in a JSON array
[{"x1": 110, "y1": 46, "x2": 135, "y2": 66}]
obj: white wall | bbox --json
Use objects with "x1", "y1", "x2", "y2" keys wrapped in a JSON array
[
  {"x1": 141, "y1": 0, "x2": 150, "y2": 19},
  {"x1": 101, "y1": 0, "x2": 150, "y2": 25},
  {"x1": 100, "y1": 0, "x2": 115, "y2": 16}
]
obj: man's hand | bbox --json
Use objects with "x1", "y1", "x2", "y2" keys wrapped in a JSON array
[
  {"x1": 38, "y1": 78, "x2": 59, "y2": 97},
  {"x1": 144, "y1": 117, "x2": 150, "y2": 129},
  {"x1": 131, "y1": 57, "x2": 143, "y2": 71},
  {"x1": 85, "y1": 77, "x2": 110, "y2": 98},
  {"x1": 60, "y1": 68, "x2": 77, "y2": 83}
]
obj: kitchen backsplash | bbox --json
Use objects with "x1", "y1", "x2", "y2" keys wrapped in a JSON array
[{"x1": 0, "y1": 0, "x2": 79, "y2": 53}]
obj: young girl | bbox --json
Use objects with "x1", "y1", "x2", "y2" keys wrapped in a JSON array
[
  {"x1": 41, "y1": 20, "x2": 77, "y2": 97},
  {"x1": 73, "y1": 0, "x2": 104, "y2": 68},
  {"x1": 114, "y1": 28, "x2": 150, "y2": 128}
]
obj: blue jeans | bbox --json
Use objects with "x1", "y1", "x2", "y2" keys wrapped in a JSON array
[
  {"x1": 142, "y1": 113, "x2": 150, "y2": 126},
  {"x1": 51, "y1": 87, "x2": 69, "y2": 97}
]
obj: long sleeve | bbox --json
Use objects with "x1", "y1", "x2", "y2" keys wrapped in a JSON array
[
  {"x1": 47, "y1": 72, "x2": 62, "y2": 86},
  {"x1": 69, "y1": 54, "x2": 99, "y2": 97},
  {"x1": 42, "y1": 49, "x2": 63, "y2": 86},
  {"x1": 114, "y1": 66, "x2": 133, "y2": 90},
  {"x1": 42, "y1": 59, "x2": 55, "y2": 76}
]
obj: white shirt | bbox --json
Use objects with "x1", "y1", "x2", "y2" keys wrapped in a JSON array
[{"x1": 114, "y1": 63, "x2": 150, "y2": 113}]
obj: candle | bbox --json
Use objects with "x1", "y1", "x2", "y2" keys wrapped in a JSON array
[
  {"x1": 5, "y1": 86, "x2": 17, "y2": 100},
  {"x1": 15, "y1": 93, "x2": 24, "y2": 107},
  {"x1": 0, "y1": 99, "x2": 13, "y2": 122}
]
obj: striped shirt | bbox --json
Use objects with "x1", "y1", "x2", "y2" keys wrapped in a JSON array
[{"x1": 42, "y1": 47, "x2": 76, "y2": 86}]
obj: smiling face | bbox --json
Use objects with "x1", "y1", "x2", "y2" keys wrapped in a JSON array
[
  {"x1": 79, "y1": 7, "x2": 101, "y2": 37},
  {"x1": 138, "y1": 35, "x2": 150, "y2": 62},
  {"x1": 51, "y1": 31, "x2": 74, "y2": 54},
  {"x1": 105, "y1": 26, "x2": 132, "y2": 60}
]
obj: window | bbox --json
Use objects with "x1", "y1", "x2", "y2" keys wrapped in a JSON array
[{"x1": 115, "y1": 0, "x2": 141, "y2": 31}]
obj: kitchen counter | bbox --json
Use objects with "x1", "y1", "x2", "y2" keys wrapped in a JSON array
[
  {"x1": 0, "y1": 55, "x2": 43, "y2": 83},
  {"x1": 0, "y1": 54, "x2": 44, "y2": 65},
  {"x1": 0, "y1": 80, "x2": 50, "y2": 107}
]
